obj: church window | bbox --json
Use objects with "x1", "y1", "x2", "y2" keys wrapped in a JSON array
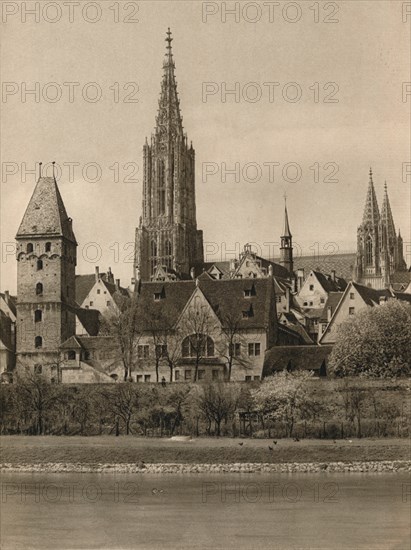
[
  {"x1": 36, "y1": 283, "x2": 43, "y2": 295},
  {"x1": 151, "y1": 240, "x2": 157, "y2": 257},
  {"x1": 27, "y1": 243, "x2": 34, "y2": 253},
  {"x1": 34, "y1": 310, "x2": 42, "y2": 323},
  {"x1": 45, "y1": 242, "x2": 51, "y2": 252},
  {"x1": 158, "y1": 161, "x2": 166, "y2": 215},
  {"x1": 37, "y1": 259, "x2": 43, "y2": 271},
  {"x1": 165, "y1": 239, "x2": 172, "y2": 257},
  {"x1": 35, "y1": 336, "x2": 43, "y2": 349},
  {"x1": 365, "y1": 236, "x2": 373, "y2": 266}
]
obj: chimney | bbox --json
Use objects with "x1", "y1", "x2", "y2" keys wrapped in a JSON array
[
  {"x1": 107, "y1": 267, "x2": 114, "y2": 283},
  {"x1": 95, "y1": 266, "x2": 100, "y2": 282},
  {"x1": 268, "y1": 265, "x2": 273, "y2": 277},
  {"x1": 4, "y1": 290, "x2": 10, "y2": 304},
  {"x1": 327, "y1": 306, "x2": 333, "y2": 322},
  {"x1": 190, "y1": 267, "x2": 195, "y2": 280},
  {"x1": 116, "y1": 279, "x2": 120, "y2": 288},
  {"x1": 331, "y1": 270, "x2": 336, "y2": 282}
]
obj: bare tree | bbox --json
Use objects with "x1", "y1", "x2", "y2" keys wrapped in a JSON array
[
  {"x1": 197, "y1": 382, "x2": 240, "y2": 436},
  {"x1": 179, "y1": 301, "x2": 216, "y2": 382},
  {"x1": 216, "y1": 311, "x2": 252, "y2": 381},
  {"x1": 100, "y1": 292, "x2": 141, "y2": 381}
]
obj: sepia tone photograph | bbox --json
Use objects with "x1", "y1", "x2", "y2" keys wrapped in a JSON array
[{"x1": 0, "y1": 1, "x2": 410, "y2": 548}]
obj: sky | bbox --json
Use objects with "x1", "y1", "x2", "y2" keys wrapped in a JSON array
[{"x1": 1, "y1": 0, "x2": 410, "y2": 293}]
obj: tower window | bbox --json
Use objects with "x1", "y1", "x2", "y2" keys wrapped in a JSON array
[
  {"x1": 35, "y1": 336, "x2": 43, "y2": 348},
  {"x1": 34, "y1": 310, "x2": 42, "y2": 322},
  {"x1": 45, "y1": 242, "x2": 51, "y2": 252},
  {"x1": 151, "y1": 240, "x2": 157, "y2": 257},
  {"x1": 27, "y1": 243, "x2": 34, "y2": 253},
  {"x1": 365, "y1": 236, "x2": 373, "y2": 266},
  {"x1": 37, "y1": 259, "x2": 43, "y2": 271},
  {"x1": 36, "y1": 283, "x2": 43, "y2": 295},
  {"x1": 165, "y1": 239, "x2": 172, "y2": 257}
]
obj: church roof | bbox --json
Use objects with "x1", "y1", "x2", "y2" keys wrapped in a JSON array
[
  {"x1": 16, "y1": 176, "x2": 76, "y2": 242},
  {"x1": 282, "y1": 204, "x2": 292, "y2": 238},
  {"x1": 291, "y1": 252, "x2": 356, "y2": 281}
]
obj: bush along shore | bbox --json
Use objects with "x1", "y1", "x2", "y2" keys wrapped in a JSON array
[{"x1": 2, "y1": 460, "x2": 410, "y2": 474}]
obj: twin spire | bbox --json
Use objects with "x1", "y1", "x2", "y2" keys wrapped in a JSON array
[{"x1": 362, "y1": 168, "x2": 399, "y2": 238}]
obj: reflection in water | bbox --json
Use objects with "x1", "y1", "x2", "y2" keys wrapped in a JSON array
[{"x1": 1, "y1": 472, "x2": 410, "y2": 549}]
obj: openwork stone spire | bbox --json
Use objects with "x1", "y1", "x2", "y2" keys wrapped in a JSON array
[
  {"x1": 380, "y1": 182, "x2": 396, "y2": 242},
  {"x1": 362, "y1": 168, "x2": 380, "y2": 226},
  {"x1": 155, "y1": 28, "x2": 183, "y2": 143}
]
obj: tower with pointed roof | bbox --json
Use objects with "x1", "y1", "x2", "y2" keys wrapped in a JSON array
[
  {"x1": 354, "y1": 169, "x2": 407, "y2": 289},
  {"x1": 279, "y1": 196, "x2": 293, "y2": 274},
  {"x1": 15, "y1": 166, "x2": 77, "y2": 376},
  {"x1": 134, "y1": 29, "x2": 204, "y2": 281}
]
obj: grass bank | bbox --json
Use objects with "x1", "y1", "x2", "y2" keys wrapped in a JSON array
[{"x1": 1, "y1": 436, "x2": 410, "y2": 465}]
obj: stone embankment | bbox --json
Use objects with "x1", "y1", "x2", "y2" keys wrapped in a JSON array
[{"x1": 1, "y1": 461, "x2": 410, "y2": 474}]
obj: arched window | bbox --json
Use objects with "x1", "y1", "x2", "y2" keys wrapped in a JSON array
[
  {"x1": 36, "y1": 283, "x2": 43, "y2": 295},
  {"x1": 45, "y1": 242, "x2": 51, "y2": 252},
  {"x1": 37, "y1": 259, "x2": 43, "y2": 271},
  {"x1": 165, "y1": 239, "x2": 172, "y2": 257},
  {"x1": 27, "y1": 243, "x2": 34, "y2": 253},
  {"x1": 182, "y1": 334, "x2": 215, "y2": 358},
  {"x1": 365, "y1": 236, "x2": 373, "y2": 266},
  {"x1": 151, "y1": 240, "x2": 157, "y2": 257},
  {"x1": 35, "y1": 336, "x2": 42, "y2": 349},
  {"x1": 67, "y1": 350, "x2": 76, "y2": 360},
  {"x1": 34, "y1": 309, "x2": 42, "y2": 323},
  {"x1": 158, "y1": 160, "x2": 165, "y2": 215}
]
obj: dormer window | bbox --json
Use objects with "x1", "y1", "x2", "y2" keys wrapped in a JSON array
[
  {"x1": 153, "y1": 287, "x2": 165, "y2": 301},
  {"x1": 244, "y1": 284, "x2": 256, "y2": 298},
  {"x1": 242, "y1": 304, "x2": 254, "y2": 318}
]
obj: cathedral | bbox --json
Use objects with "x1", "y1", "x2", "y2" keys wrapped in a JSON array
[
  {"x1": 134, "y1": 29, "x2": 204, "y2": 282},
  {"x1": 354, "y1": 168, "x2": 407, "y2": 289}
]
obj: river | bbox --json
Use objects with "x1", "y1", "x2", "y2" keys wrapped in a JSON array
[{"x1": 1, "y1": 472, "x2": 409, "y2": 549}]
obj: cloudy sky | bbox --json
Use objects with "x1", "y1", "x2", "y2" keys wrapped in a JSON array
[{"x1": 1, "y1": 0, "x2": 410, "y2": 293}]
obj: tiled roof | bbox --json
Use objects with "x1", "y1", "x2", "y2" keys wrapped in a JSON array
[
  {"x1": 278, "y1": 313, "x2": 314, "y2": 344},
  {"x1": 135, "y1": 277, "x2": 276, "y2": 332},
  {"x1": 16, "y1": 177, "x2": 76, "y2": 242},
  {"x1": 319, "y1": 292, "x2": 344, "y2": 322},
  {"x1": 290, "y1": 253, "x2": 357, "y2": 281},
  {"x1": 393, "y1": 292, "x2": 411, "y2": 304},
  {"x1": 75, "y1": 308, "x2": 100, "y2": 336},
  {"x1": 263, "y1": 345, "x2": 333, "y2": 377},
  {"x1": 352, "y1": 283, "x2": 392, "y2": 306},
  {"x1": 313, "y1": 271, "x2": 348, "y2": 292},
  {"x1": 0, "y1": 293, "x2": 17, "y2": 316},
  {"x1": 391, "y1": 271, "x2": 411, "y2": 284}
]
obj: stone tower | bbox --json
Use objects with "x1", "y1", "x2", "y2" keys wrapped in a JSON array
[
  {"x1": 15, "y1": 166, "x2": 77, "y2": 377},
  {"x1": 354, "y1": 169, "x2": 406, "y2": 289},
  {"x1": 279, "y1": 197, "x2": 293, "y2": 274},
  {"x1": 134, "y1": 29, "x2": 204, "y2": 281}
]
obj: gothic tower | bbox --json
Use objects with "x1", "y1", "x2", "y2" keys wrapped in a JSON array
[
  {"x1": 134, "y1": 29, "x2": 204, "y2": 281},
  {"x1": 15, "y1": 166, "x2": 77, "y2": 377},
  {"x1": 354, "y1": 169, "x2": 407, "y2": 289},
  {"x1": 279, "y1": 197, "x2": 293, "y2": 274},
  {"x1": 354, "y1": 168, "x2": 381, "y2": 287}
]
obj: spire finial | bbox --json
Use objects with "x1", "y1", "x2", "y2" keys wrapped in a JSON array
[
  {"x1": 283, "y1": 191, "x2": 287, "y2": 205},
  {"x1": 384, "y1": 180, "x2": 387, "y2": 193},
  {"x1": 369, "y1": 167, "x2": 373, "y2": 180},
  {"x1": 52, "y1": 161, "x2": 56, "y2": 180},
  {"x1": 39, "y1": 162, "x2": 42, "y2": 179}
]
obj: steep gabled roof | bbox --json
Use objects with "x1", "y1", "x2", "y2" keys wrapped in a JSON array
[
  {"x1": 351, "y1": 282, "x2": 392, "y2": 306},
  {"x1": 319, "y1": 292, "x2": 344, "y2": 322},
  {"x1": 312, "y1": 271, "x2": 348, "y2": 292},
  {"x1": 75, "y1": 308, "x2": 100, "y2": 336},
  {"x1": 16, "y1": 176, "x2": 76, "y2": 242},
  {"x1": 135, "y1": 277, "x2": 277, "y2": 332}
]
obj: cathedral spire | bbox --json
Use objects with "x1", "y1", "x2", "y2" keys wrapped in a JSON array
[
  {"x1": 155, "y1": 28, "x2": 183, "y2": 139},
  {"x1": 362, "y1": 167, "x2": 380, "y2": 225}
]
